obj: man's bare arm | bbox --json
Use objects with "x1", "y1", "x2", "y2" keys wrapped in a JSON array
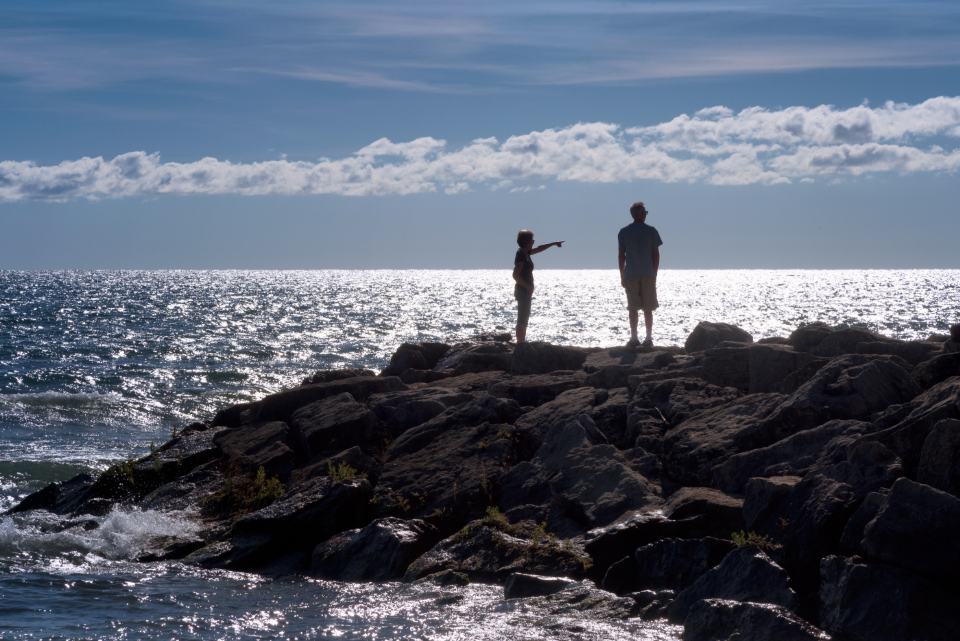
[
  {"x1": 652, "y1": 247, "x2": 660, "y2": 277},
  {"x1": 618, "y1": 250, "x2": 626, "y2": 287}
]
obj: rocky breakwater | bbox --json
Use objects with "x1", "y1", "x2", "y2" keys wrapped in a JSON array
[{"x1": 10, "y1": 322, "x2": 960, "y2": 640}]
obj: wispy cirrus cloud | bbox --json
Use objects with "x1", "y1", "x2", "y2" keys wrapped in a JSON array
[{"x1": 2, "y1": 97, "x2": 959, "y2": 202}]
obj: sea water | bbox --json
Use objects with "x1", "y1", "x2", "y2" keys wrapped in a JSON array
[{"x1": 0, "y1": 269, "x2": 957, "y2": 640}]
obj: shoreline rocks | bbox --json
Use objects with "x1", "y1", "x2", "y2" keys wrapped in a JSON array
[{"x1": 9, "y1": 322, "x2": 960, "y2": 639}]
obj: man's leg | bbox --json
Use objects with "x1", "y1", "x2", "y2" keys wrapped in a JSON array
[
  {"x1": 643, "y1": 310, "x2": 654, "y2": 342},
  {"x1": 629, "y1": 309, "x2": 639, "y2": 340}
]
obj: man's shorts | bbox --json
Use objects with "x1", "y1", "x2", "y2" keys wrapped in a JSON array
[
  {"x1": 624, "y1": 277, "x2": 658, "y2": 312},
  {"x1": 515, "y1": 286, "x2": 532, "y2": 331}
]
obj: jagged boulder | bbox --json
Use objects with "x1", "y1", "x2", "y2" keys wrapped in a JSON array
[
  {"x1": 289, "y1": 393, "x2": 379, "y2": 459},
  {"x1": 243, "y1": 376, "x2": 407, "y2": 425},
  {"x1": 403, "y1": 525, "x2": 586, "y2": 583},
  {"x1": 504, "y1": 573, "x2": 577, "y2": 598},
  {"x1": 310, "y1": 517, "x2": 442, "y2": 581},
  {"x1": 713, "y1": 419, "x2": 872, "y2": 494},
  {"x1": 8, "y1": 472, "x2": 97, "y2": 515},
  {"x1": 509, "y1": 341, "x2": 603, "y2": 375},
  {"x1": 665, "y1": 547, "x2": 797, "y2": 623},
  {"x1": 810, "y1": 327, "x2": 893, "y2": 358},
  {"x1": 488, "y1": 370, "x2": 588, "y2": 407},
  {"x1": 220, "y1": 476, "x2": 375, "y2": 569},
  {"x1": 917, "y1": 419, "x2": 960, "y2": 496},
  {"x1": 820, "y1": 555, "x2": 960, "y2": 641},
  {"x1": 857, "y1": 339, "x2": 943, "y2": 367},
  {"x1": 742, "y1": 476, "x2": 801, "y2": 531},
  {"x1": 433, "y1": 341, "x2": 514, "y2": 375},
  {"x1": 735, "y1": 354, "x2": 920, "y2": 452},
  {"x1": 862, "y1": 478, "x2": 960, "y2": 584},
  {"x1": 662, "y1": 488, "x2": 744, "y2": 539},
  {"x1": 301, "y1": 368, "x2": 376, "y2": 386},
  {"x1": 838, "y1": 491, "x2": 884, "y2": 556},
  {"x1": 511, "y1": 387, "x2": 611, "y2": 460},
  {"x1": 140, "y1": 462, "x2": 227, "y2": 512},
  {"x1": 911, "y1": 353, "x2": 960, "y2": 389},
  {"x1": 387, "y1": 395, "x2": 524, "y2": 459},
  {"x1": 381, "y1": 342, "x2": 451, "y2": 377},
  {"x1": 660, "y1": 393, "x2": 785, "y2": 486},
  {"x1": 499, "y1": 415, "x2": 661, "y2": 531},
  {"x1": 701, "y1": 344, "x2": 752, "y2": 392},
  {"x1": 583, "y1": 348, "x2": 677, "y2": 373},
  {"x1": 366, "y1": 387, "x2": 474, "y2": 435},
  {"x1": 684, "y1": 321, "x2": 753, "y2": 353},
  {"x1": 854, "y1": 376, "x2": 960, "y2": 476},
  {"x1": 684, "y1": 599, "x2": 830, "y2": 641},
  {"x1": 425, "y1": 370, "x2": 503, "y2": 394},
  {"x1": 632, "y1": 537, "x2": 737, "y2": 593},
  {"x1": 748, "y1": 343, "x2": 828, "y2": 394},
  {"x1": 630, "y1": 378, "x2": 742, "y2": 429},
  {"x1": 789, "y1": 322, "x2": 833, "y2": 351},
  {"x1": 213, "y1": 421, "x2": 297, "y2": 476},
  {"x1": 288, "y1": 446, "x2": 378, "y2": 489}
]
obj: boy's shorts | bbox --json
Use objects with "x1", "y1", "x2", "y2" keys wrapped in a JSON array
[{"x1": 624, "y1": 277, "x2": 658, "y2": 312}]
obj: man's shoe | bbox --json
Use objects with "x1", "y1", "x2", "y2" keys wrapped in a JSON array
[
  {"x1": 642, "y1": 338, "x2": 653, "y2": 347},
  {"x1": 627, "y1": 338, "x2": 641, "y2": 347}
]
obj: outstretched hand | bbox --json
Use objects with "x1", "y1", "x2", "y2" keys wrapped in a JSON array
[{"x1": 555, "y1": 241, "x2": 564, "y2": 248}]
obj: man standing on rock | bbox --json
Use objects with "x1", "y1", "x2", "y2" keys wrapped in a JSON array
[{"x1": 618, "y1": 201, "x2": 662, "y2": 347}]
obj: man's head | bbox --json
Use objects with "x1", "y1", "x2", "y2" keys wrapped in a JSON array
[{"x1": 630, "y1": 202, "x2": 647, "y2": 222}]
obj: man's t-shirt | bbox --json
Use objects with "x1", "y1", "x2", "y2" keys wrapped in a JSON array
[
  {"x1": 618, "y1": 221, "x2": 662, "y2": 279},
  {"x1": 514, "y1": 249, "x2": 534, "y2": 287}
]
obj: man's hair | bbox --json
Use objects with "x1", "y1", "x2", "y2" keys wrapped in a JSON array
[
  {"x1": 630, "y1": 202, "x2": 647, "y2": 220},
  {"x1": 517, "y1": 230, "x2": 534, "y2": 247}
]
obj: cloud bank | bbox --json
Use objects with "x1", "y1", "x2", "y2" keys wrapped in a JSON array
[{"x1": 3, "y1": 97, "x2": 959, "y2": 202}]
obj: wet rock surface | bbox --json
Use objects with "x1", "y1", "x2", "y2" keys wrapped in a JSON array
[{"x1": 10, "y1": 323, "x2": 960, "y2": 636}]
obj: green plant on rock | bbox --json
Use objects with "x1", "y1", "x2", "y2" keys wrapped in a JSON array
[
  {"x1": 207, "y1": 465, "x2": 285, "y2": 516},
  {"x1": 150, "y1": 441, "x2": 163, "y2": 472},
  {"x1": 731, "y1": 530, "x2": 782, "y2": 551},
  {"x1": 327, "y1": 461, "x2": 367, "y2": 482},
  {"x1": 95, "y1": 457, "x2": 137, "y2": 497}
]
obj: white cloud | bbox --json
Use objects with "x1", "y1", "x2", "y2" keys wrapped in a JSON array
[{"x1": 2, "y1": 97, "x2": 959, "y2": 202}]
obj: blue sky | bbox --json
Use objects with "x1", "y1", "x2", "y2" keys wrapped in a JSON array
[{"x1": 2, "y1": 0, "x2": 959, "y2": 268}]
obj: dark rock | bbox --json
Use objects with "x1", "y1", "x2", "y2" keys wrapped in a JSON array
[
  {"x1": 684, "y1": 321, "x2": 754, "y2": 353},
  {"x1": 583, "y1": 511, "x2": 707, "y2": 579},
  {"x1": 302, "y1": 368, "x2": 376, "y2": 386},
  {"x1": 588, "y1": 388, "x2": 631, "y2": 448},
  {"x1": 367, "y1": 387, "x2": 474, "y2": 435},
  {"x1": 411, "y1": 569, "x2": 470, "y2": 586},
  {"x1": 630, "y1": 378, "x2": 742, "y2": 429},
  {"x1": 582, "y1": 348, "x2": 676, "y2": 373},
  {"x1": 760, "y1": 442, "x2": 904, "y2": 598},
  {"x1": 509, "y1": 341, "x2": 603, "y2": 375},
  {"x1": 288, "y1": 446, "x2": 377, "y2": 490},
  {"x1": 387, "y1": 395, "x2": 524, "y2": 459},
  {"x1": 748, "y1": 344, "x2": 828, "y2": 394},
  {"x1": 634, "y1": 537, "x2": 737, "y2": 593},
  {"x1": 665, "y1": 547, "x2": 797, "y2": 623},
  {"x1": 809, "y1": 327, "x2": 891, "y2": 357},
  {"x1": 857, "y1": 340, "x2": 943, "y2": 367},
  {"x1": 757, "y1": 336, "x2": 791, "y2": 344},
  {"x1": 403, "y1": 525, "x2": 586, "y2": 583},
  {"x1": 788, "y1": 322, "x2": 833, "y2": 351},
  {"x1": 399, "y1": 369, "x2": 450, "y2": 384},
  {"x1": 820, "y1": 555, "x2": 960, "y2": 641},
  {"x1": 488, "y1": 370, "x2": 588, "y2": 407},
  {"x1": 713, "y1": 420, "x2": 871, "y2": 494},
  {"x1": 289, "y1": 393, "x2": 379, "y2": 459},
  {"x1": 382, "y1": 342, "x2": 451, "y2": 377},
  {"x1": 132, "y1": 427, "x2": 227, "y2": 496},
  {"x1": 736, "y1": 354, "x2": 920, "y2": 452},
  {"x1": 245, "y1": 376, "x2": 407, "y2": 425},
  {"x1": 140, "y1": 462, "x2": 226, "y2": 512},
  {"x1": 498, "y1": 415, "x2": 661, "y2": 531},
  {"x1": 623, "y1": 405, "x2": 670, "y2": 454},
  {"x1": 213, "y1": 422, "x2": 296, "y2": 476},
  {"x1": 742, "y1": 476, "x2": 801, "y2": 531},
  {"x1": 660, "y1": 393, "x2": 785, "y2": 486},
  {"x1": 310, "y1": 517, "x2": 442, "y2": 581},
  {"x1": 521, "y1": 580, "x2": 638, "y2": 619},
  {"x1": 223, "y1": 476, "x2": 374, "y2": 569},
  {"x1": 376, "y1": 421, "x2": 519, "y2": 528},
  {"x1": 952, "y1": 323, "x2": 960, "y2": 342},
  {"x1": 838, "y1": 491, "x2": 884, "y2": 556},
  {"x1": 212, "y1": 402, "x2": 254, "y2": 428},
  {"x1": 663, "y1": 488, "x2": 744, "y2": 539},
  {"x1": 8, "y1": 472, "x2": 96, "y2": 515},
  {"x1": 504, "y1": 573, "x2": 577, "y2": 598},
  {"x1": 432, "y1": 341, "x2": 514, "y2": 375},
  {"x1": 584, "y1": 365, "x2": 646, "y2": 390},
  {"x1": 917, "y1": 419, "x2": 960, "y2": 496},
  {"x1": 512, "y1": 387, "x2": 611, "y2": 460},
  {"x1": 425, "y1": 370, "x2": 504, "y2": 394},
  {"x1": 137, "y1": 536, "x2": 208, "y2": 562},
  {"x1": 684, "y1": 599, "x2": 830, "y2": 641},
  {"x1": 911, "y1": 352, "x2": 960, "y2": 389},
  {"x1": 854, "y1": 376, "x2": 960, "y2": 477},
  {"x1": 701, "y1": 345, "x2": 752, "y2": 392},
  {"x1": 862, "y1": 477, "x2": 960, "y2": 585}
]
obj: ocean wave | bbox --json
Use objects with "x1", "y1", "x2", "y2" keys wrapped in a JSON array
[{"x1": 0, "y1": 390, "x2": 126, "y2": 410}]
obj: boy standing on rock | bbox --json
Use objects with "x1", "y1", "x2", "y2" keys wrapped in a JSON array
[{"x1": 618, "y1": 201, "x2": 662, "y2": 347}]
